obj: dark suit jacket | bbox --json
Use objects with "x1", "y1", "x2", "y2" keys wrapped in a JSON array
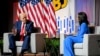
[{"x1": 14, "y1": 20, "x2": 34, "y2": 36}]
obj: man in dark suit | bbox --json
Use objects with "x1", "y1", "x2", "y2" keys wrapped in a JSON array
[{"x1": 9, "y1": 13, "x2": 34, "y2": 56}]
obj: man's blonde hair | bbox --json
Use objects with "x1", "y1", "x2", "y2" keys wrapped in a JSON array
[{"x1": 19, "y1": 12, "x2": 27, "y2": 18}]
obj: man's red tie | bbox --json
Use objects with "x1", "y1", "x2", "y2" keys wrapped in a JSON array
[{"x1": 20, "y1": 23, "x2": 25, "y2": 41}]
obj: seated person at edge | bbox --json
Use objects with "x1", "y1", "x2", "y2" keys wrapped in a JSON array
[
  {"x1": 9, "y1": 13, "x2": 34, "y2": 56},
  {"x1": 64, "y1": 12, "x2": 90, "y2": 56}
]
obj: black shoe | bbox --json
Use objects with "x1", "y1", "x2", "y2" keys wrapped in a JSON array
[
  {"x1": 11, "y1": 52, "x2": 16, "y2": 56},
  {"x1": 10, "y1": 48, "x2": 17, "y2": 56},
  {"x1": 19, "y1": 53, "x2": 23, "y2": 56},
  {"x1": 11, "y1": 50, "x2": 16, "y2": 56},
  {"x1": 19, "y1": 50, "x2": 25, "y2": 56}
]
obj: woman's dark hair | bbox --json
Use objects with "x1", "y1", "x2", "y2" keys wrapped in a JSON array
[{"x1": 78, "y1": 12, "x2": 89, "y2": 25}]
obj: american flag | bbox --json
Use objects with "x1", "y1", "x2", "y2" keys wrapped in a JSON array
[
  {"x1": 16, "y1": 0, "x2": 57, "y2": 37},
  {"x1": 43, "y1": 0, "x2": 57, "y2": 37},
  {"x1": 28, "y1": 0, "x2": 45, "y2": 33}
]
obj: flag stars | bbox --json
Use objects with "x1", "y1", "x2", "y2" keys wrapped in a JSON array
[
  {"x1": 45, "y1": 0, "x2": 52, "y2": 6},
  {"x1": 30, "y1": 0, "x2": 38, "y2": 5},
  {"x1": 19, "y1": 0, "x2": 29, "y2": 7}
]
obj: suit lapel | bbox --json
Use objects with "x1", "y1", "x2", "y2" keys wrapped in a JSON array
[{"x1": 25, "y1": 21, "x2": 29, "y2": 31}]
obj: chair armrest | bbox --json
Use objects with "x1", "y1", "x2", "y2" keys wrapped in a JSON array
[
  {"x1": 3, "y1": 33, "x2": 12, "y2": 53},
  {"x1": 83, "y1": 34, "x2": 100, "y2": 55},
  {"x1": 30, "y1": 33, "x2": 47, "y2": 53},
  {"x1": 60, "y1": 33, "x2": 65, "y2": 54}
]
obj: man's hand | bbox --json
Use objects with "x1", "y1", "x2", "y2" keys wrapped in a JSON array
[
  {"x1": 11, "y1": 28, "x2": 17, "y2": 36},
  {"x1": 24, "y1": 30, "x2": 27, "y2": 36}
]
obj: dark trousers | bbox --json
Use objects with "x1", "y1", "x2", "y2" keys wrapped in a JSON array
[{"x1": 9, "y1": 34, "x2": 30, "y2": 53}]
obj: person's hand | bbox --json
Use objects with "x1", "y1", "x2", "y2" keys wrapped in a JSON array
[
  {"x1": 64, "y1": 32, "x2": 76, "y2": 36},
  {"x1": 24, "y1": 30, "x2": 27, "y2": 36},
  {"x1": 68, "y1": 32, "x2": 76, "y2": 36},
  {"x1": 11, "y1": 28, "x2": 17, "y2": 36},
  {"x1": 71, "y1": 32, "x2": 76, "y2": 36}
]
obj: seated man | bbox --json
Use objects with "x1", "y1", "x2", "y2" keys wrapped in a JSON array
[{"x1": 9, "y1": 13, "x2": 34, "y2": 56}]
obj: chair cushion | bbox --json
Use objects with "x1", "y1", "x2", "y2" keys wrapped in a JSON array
[
  {"x1": 74, "y1": 43, "x2": 83, "y2": 49},
  {"x1": 16, "y1": 41, "x2": 23, "y2": 46}
]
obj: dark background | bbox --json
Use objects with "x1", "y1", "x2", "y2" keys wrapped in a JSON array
[{"x1": 0, "y1": 0, "x2": 18, "y2": 37}]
